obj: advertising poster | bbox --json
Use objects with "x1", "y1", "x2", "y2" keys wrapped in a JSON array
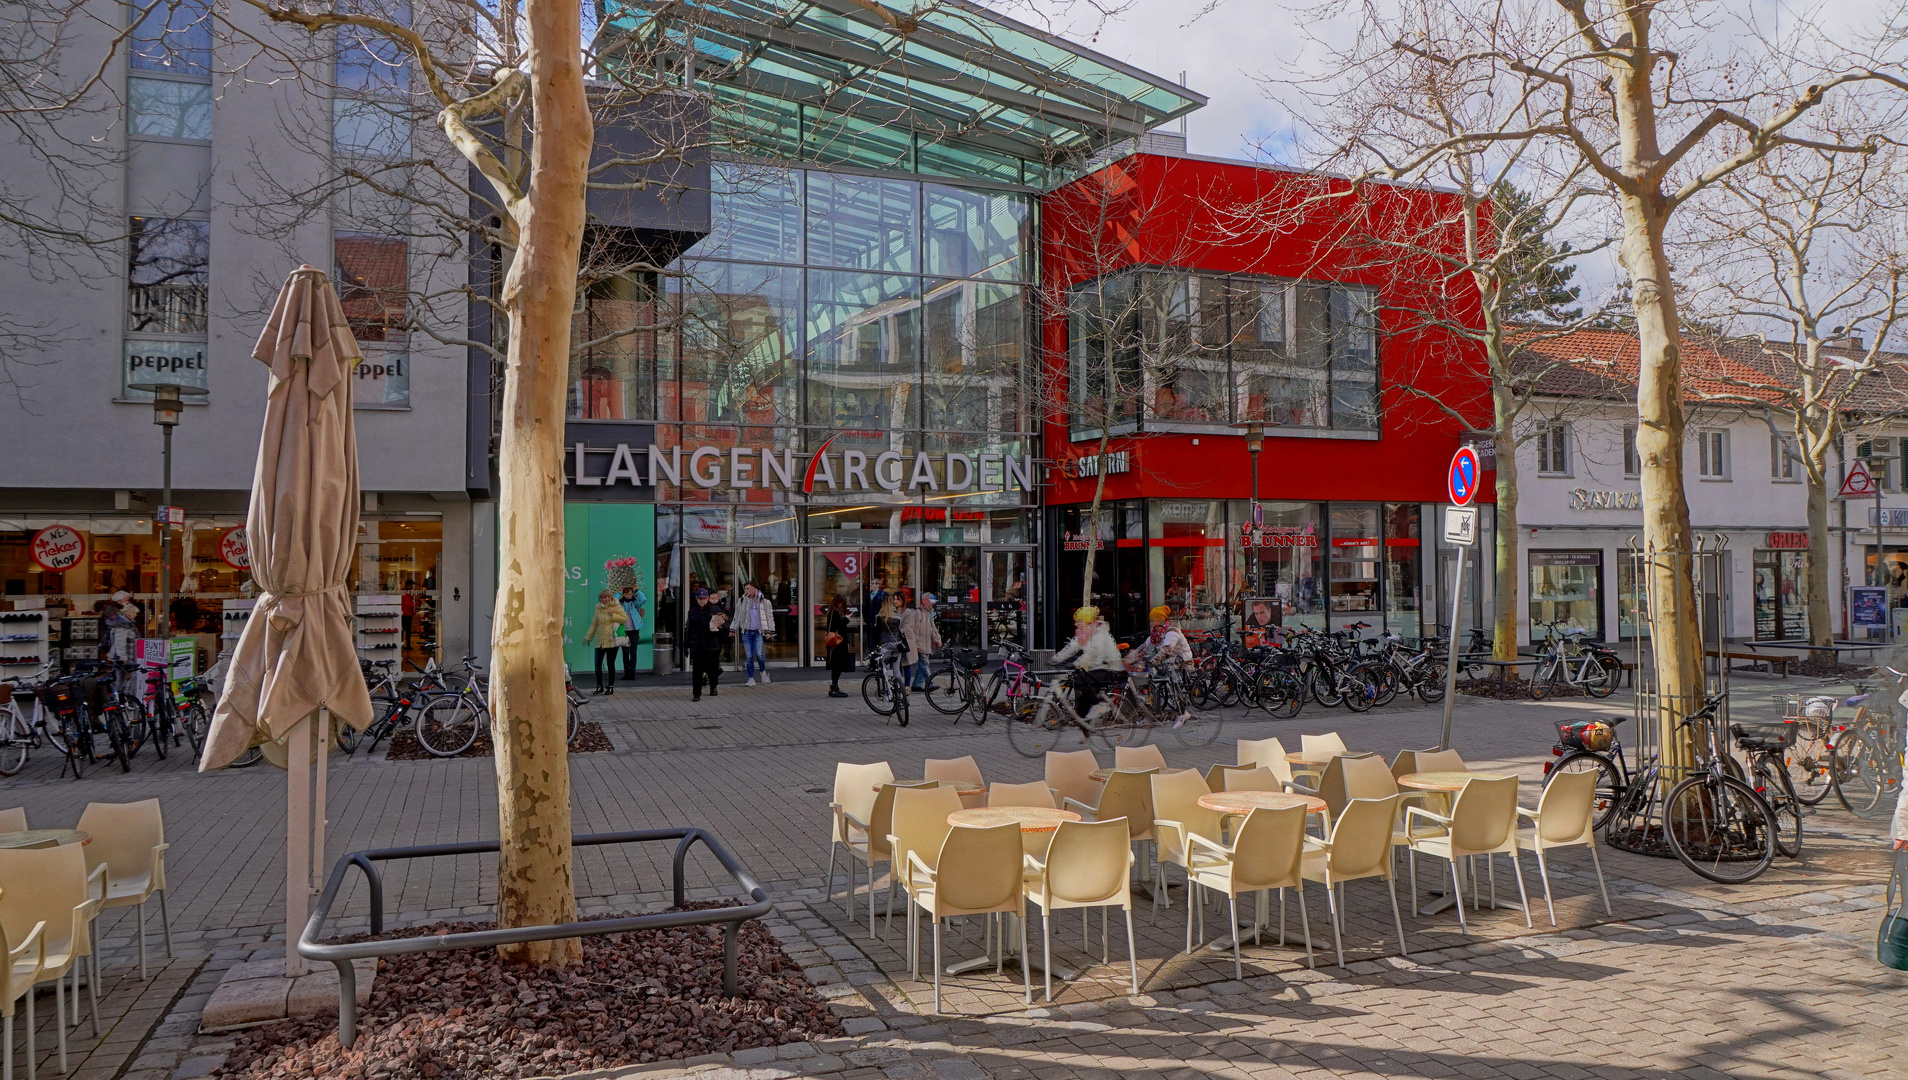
[
  {"x1": 1849, "y1": 586, "x2": 1889, "y2": 630},
  {"x1": 562, "y1": 503, "x2": 656, "y2": 676}
]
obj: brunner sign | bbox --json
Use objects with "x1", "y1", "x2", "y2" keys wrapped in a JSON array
[{"x1": 563, "y1": 424, "x2": 1035, "y2": 501}]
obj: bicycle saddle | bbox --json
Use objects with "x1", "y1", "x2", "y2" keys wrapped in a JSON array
[{"x1": 1730, "y1": 721, "x2": 1798, "y2": 751}]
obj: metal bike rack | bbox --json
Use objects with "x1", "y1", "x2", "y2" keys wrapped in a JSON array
[{"x1": 297, "y1": 828, "x2": 771, "y2": 1047}]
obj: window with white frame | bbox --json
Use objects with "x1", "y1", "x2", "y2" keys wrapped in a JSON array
[
  {"x1": 1770, "y1": 433, "x2": 1799, "y2": 481},
  {"x1": 1536, "y1": 423, "x2": 1571, "y2": 476},
  {"x1": 1623, "y1": 423, "x2": 1640, "y2": 478},
  {"x1": 1697, "y1": 428, "x2": 1730, "y2": 480}
]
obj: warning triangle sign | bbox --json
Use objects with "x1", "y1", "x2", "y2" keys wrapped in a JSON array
[{"x1": 1839, "y1": 459, "x2": 1881, "y2": 499}]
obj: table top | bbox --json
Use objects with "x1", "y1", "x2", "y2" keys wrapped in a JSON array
[
  {"x1": 1284, "y1": 750, "x2": 1366, "y2": 767},
  {"x1": 1397, "y1": 771, "x2": 1514, "y2": 792},
  {"x1": 948, "y1": 807, "x2": 1081, "y2": 833},
  {"x1": 0, "y1": 829, "x2": 88, "y2": 850},
  {"x1": 1089, "y1": 766, "x2": 1191, "y2": 782},
  {"x1": 881, "y1": 779, "x2": 986, "y2": 797},
  {"x1": 1197, "y1": 791, "x2": 1327, "y2": 815}
]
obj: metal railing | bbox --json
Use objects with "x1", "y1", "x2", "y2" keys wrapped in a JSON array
[{"x1": 298, "y1": 828, "x2": 770, "y2": 1047}]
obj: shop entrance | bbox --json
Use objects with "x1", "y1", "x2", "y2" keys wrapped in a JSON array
[
  {"x1": 983, "y1": 550, "x2": 1031, "y2": 651},
  {"x1": 810, "y1": 548, "x2": 915, "y2": 663},
  {"x1": 684, "y1": 548, "x2": 802, "y2": 665},
  {"x1": 1753, "y1": 549, "x2": 1809, "y2": 641}
]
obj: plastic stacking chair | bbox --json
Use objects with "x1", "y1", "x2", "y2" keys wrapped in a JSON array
[
  {"x1": 885, "y1": 785, "x2": 963, "y2": 956},
  {"x1": 1063, "y1": 770, "x2": 1158, "y2": 900},
  {"x1": 1406, "y1": 776, "x2": 1531, "y2": 933},
  {"x1": 907, "y1": 822, "x2": 1029, "y2": 1013},
  {"x1": 1044, "y1": 750, "x2": 1102, "y2": 810},
  {"x1": 925, "y1": 756, "x2": 987, "y2": 808},
  {"x1": 1294, "y1": 752, "x2": 1381, "y2": 826},
  {"x1": 1151, "y1": 769, "x2": 1226, "y2": 913},
  {"x1": 988, "y1": 782, "x2": 1058, "y2": 808},
  {"x1": 1185, "y1": 805, "x2": 1313, "y2": 977},
  {"x1": 1300, "y1": 733, "x2": 1347, "y2": 756},
  {"x1": 0, "y1": 845, "x2": 105, "y2": 1075},
  {"x1": 828, "y1": 762, "x2": 892, "y2": 913},
  {"x1": 1237, "y1": 738, "x2": 1300, "y2": 791},
  {"x1": 0, "y1": 809, "x2": 24, "y2": 834},
  {"x1": 1023, "y1": 819, "x2": 1138, "y2": 1000},
  {"x1": 1115, "y1": 745, "x2": 1169, "y2": 772},
  {"x1": 1413, "y1": 749, "x2": 1467, "y2": 773},
  {"x1": 1209, "y1": 766, "x2": 1281, "y2": 793},
  {"x1": 76, "y1": 799, "x2": 171, "y2": 980},
  {"x1": 1517, "y1": 771, "x2": 1613, "y2": 924},
  {"x1": 1389, "y1": 750, "x2": 1423, "y2": 781},
  {"x1": 843, "y1": 782, "x2": 931, "y2": 937},
  {"x1": 0, "y1": 899, "x2": 45, "y2": 1080},
  {"x1": 1300, "y1": 795, "x2": 1408, "y2": 967}
]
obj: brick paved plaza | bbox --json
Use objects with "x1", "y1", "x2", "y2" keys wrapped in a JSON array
[{"x1": 4, "y1": 672, "x2": 1904, "y2": 1079}]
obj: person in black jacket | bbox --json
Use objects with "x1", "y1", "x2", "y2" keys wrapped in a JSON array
[
  {"x1": 825, "y1": 594, "x2": 854, "y2": 698},
  {"x1": 683, "y1": 588, "x2": 730, "y2": 701}
]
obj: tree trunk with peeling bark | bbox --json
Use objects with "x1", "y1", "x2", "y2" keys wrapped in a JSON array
[
  {"x1": 1491, "y1": 387, "x2": 1520, "y2": 665},
  {"x1": 491, "y1": 0, "x2": 592, "y2": 967}
]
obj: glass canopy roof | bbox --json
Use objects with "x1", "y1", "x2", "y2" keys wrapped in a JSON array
[{"x1": 598, "y1": 0, "x2": 1205, "y2": 187}]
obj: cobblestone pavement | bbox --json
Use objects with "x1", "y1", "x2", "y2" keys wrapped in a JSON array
[{"x1": 2, "y1": 668, "x2": 1901, "y2": 1078}]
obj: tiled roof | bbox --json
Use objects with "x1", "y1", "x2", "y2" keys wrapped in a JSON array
[{"x1": 1507, "y1": 327, "x2": 1908, "y2": 415}]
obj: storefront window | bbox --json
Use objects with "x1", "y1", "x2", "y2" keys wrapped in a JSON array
[
  {"x1": 1328, "y1": 505, "x2": 1381, "y2": 620},
  {"x1": 922, "y1": 279, "x2": 1025, "y2": 433},
  {"x1": 1149, "y1": 499, "x2": 1226, "y2": 632},
  {"x1": 1530, "y1": 550, "x2": 1602, "y2": 640},
  {"x1": 806, "y1": 173, "x2": 918, "y2": 275},
  {"x1": 805, "y1": 270, "x2": 920, "y2": 429},
  {"x1": 1383, "y1": 503, "x2": 1422, "y2": 636},
  {"x1": 923, "y1": 184, "x2": 1029, "y2": 281},
  {"x1": 1234, "y1": 500, "x2": 1323, "y2": 631},
  {"x1": 674, "y1": 260, "x2": 800, "y2": 426},
  {"x1": 355, "y1": 517, "x2": 441, "y2": 669},
  {"x1": 1617, "y1": 563, "x2": 1649, "y2": 640},
  {"x1": 569, "y1": 269, "x2": 657, "y2": 420},
  {"x1": 1752, "y1": 550, "x2": 1810, "y2": 641}
]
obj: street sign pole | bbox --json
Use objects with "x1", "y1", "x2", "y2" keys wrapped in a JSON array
[
  {"x1": 1439, "y1": 448, "x2": 1482, "y2": 752},
  {"x1": 1439, "y1": 541, "x2": 1466, "y2": 751}
]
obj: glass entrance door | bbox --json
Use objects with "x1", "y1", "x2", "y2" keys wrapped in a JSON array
[
  {"x1": 983, "y1": 550, "x2": 1030, "y2": 651},
  {"x1": 809, "y1": 548, "x2": 916, "y2": 663},
  {"x1": 684, "y1": 548, "x2": 802, "y2": 663},
  {"x1": 922, "y1": 547, "x2": 981, "y2": 650}
]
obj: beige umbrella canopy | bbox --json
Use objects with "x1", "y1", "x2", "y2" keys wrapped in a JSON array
[{"x1": 202, "y1": 265, "x2": 373, "y2": 769}]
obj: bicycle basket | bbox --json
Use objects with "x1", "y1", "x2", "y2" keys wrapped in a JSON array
[
  {"x1": 1558, "y1": 720, "x2": 1614, "y2": 752},
  {"x1": 1730, "y1": 720, "x2": 1798, "y2": 752}
]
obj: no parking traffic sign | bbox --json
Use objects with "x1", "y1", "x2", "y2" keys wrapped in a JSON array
[{"x1": 1447, "y1": 446, "x2": 1480, "y2": 506}]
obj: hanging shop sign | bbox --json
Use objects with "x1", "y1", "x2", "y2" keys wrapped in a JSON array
[
  {"x1": 1061, "y1": 531, "x2": 1110, "y2": 552},
  {"x1": 1239, "y1": 525, "x2": 1318, "y2": 549},
  {"x1": 219, "y1": 527, "x2": 250, "y2": 569},
  {"x1": 1764, "y1": 532, "x2": 1810, "y2": 549},
  {"x1": 563, "y1": 423, "x2": 1036, "y2": 499},
  {"x1": 898, "y1": 507, "x2": 985, "y2": 523},
  {"x1": 30, "y1": 525, "x2": 87, "y2": 572},
  {"x1": 1056, "y1": 451, "x2": 1130, "y2": 480},
  {"x1": 1568, "y1": 489, "x2": 1642, "y2": 511},
  {"x1": 823, "y1": 551, "x2": 867, "y2": 576},
  {"x1": 122, "y1": 339, "x2": 209, "y2": 399},
  {"x1": 1869, "y1": 509, "x2": 1908, "y2": 528}
]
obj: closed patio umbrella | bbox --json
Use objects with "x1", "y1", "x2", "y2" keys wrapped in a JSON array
[{"x1": 201, "y1": 265, "x2": 373, "y2": 976}]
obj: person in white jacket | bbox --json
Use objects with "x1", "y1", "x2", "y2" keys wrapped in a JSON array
[
  {"x1": 734, "y1": 582, "x2": 776, "y2": 686},
  {"x1": 1054, "y1": 606, "x2": 1124, "y2": 719}
]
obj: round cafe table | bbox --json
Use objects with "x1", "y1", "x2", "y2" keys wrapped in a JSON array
[
  {"x1": 1284, "y1": 749, "x2": 1368, "y2": 768},
  {"x1": 1395, "y1": 771, "x2": 1522, "y2": 916},
  {"x1": 879, "y1": 779, "x2": 987, "y2": 799},
  {"x1": 0, "y1": 829, "x2": 88, "y2": 850},
  {"x1": 1197, "y1": 790, "x2": 1327, "y2": 817},
  {"x1": 1088, "y1": 766, "x2": 1191, "y2": 783},
  {"x1": 944, "y1": 806, "x2": 1081, "y2": 979}
]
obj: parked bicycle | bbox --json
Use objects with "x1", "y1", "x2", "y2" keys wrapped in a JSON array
[
  {"x1": 0, "y1": 664, "x2": 58, "y2": 776},
  {"x1": 1527, "y1": 620, "x2": 1618, "y2": 700},
  {"x1": 1824, "y1": 673, "x2": 1903, "y2": 819},
  {"x1": 1543, "y1": 713, "x2": 1635, "y2": 831},
  {"x1": 1659, "y1": 692, "x2": 1776, "y2": 883},
  {"x1": 921, "y1": 646, "x2": 990, "y2": 722},
  {"x1": 859, "y1": 640, "x2": 911, "y2": 727},
  {"x1": 1732, "y1": 716, "x2": 1804, "y2": 858}
]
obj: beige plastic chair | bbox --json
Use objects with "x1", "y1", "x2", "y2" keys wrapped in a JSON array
[
  {"x1": 1185, "y1": 804, "x2": 1313, "y2": 977},
  {"x1": 0, "y1": 845, "x2": 105, "y2": 1074},
  {"x1": 1294, "y1": 752, "x2": 1381, "y2": 825},
  {"x1": 907, "y1": 822, "x2": 1030, "y2": 1012},
  {"x1": 1300, "y1": 794, "x2": 1408, "y2": 967},
  {"x1": 1215, "y1": 767, "x2": 1282, "y2": 793},
  {"x1": 1406, "y1": 776, "x2": 1531, "y2": 932},
  {"x1": 843, "y1": 781, "x2": 930, "y2": 936},
  {"x1": 1237, "y1": 738, "x2": 1299, "y2": 790},
  {"x1": 1414, "y1": 749, "x2": 1467, "y2": 773},
  {"x1": 885, "y1": 785, "x2": 963, "y2": 957},
  {"x1": 1023, "y1": 818, "x2": 1137, "y2": 1000},
  {"x1": 1063, "y1": 769, "x2": 1158, "y2": 899},
  {"x1": 925, "y1": 756, "x2": 987, "y2": 808},
  {"x1": 1517, "y1": 770, "x2": 1613, "y2": 924},
  {"x1": 988, "y1": 781, "x2": 1057, "y2": 808},
  {"x1": 1151, "y1": 769, "x2": 1225, "y2": 914},
  {"x1": 76, "y1": 799, "x2": 171, "y2": 979},
  {"x1": 1389, "y1": 749, "x2": 1424, "y2": 781},
  {"x1": 1292, "y1": 733, "x2": 1349, "y2": 787},
  {"x1": 828, "y1": 761, "x2": 893, "y2": 913},
  {"x1": 0, "y1": 809, "x2": 24, "y2": 834},
  {"x1": 1115, "y1": 745, "x2": 1168, "y2": 772},
  {"x1": 1045, "y1": 749, "x2": 1103, "y2": 810},
  {"x1": 0, "y1": 897, "x2": 44, "y2": 1080}
]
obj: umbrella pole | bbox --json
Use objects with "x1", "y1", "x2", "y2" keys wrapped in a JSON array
[
  {"x1": 287, "y1": 714, "x2": 311, "y2": 978},
  {"x1": 314, "y1": 707, "x2": 329, "y2": 897}
]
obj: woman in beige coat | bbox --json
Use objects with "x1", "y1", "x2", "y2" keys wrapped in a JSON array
[{"x1": 586, "y1": 589, "x2": 630, "y2": 695}]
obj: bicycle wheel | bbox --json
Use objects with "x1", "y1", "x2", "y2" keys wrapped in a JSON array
[
  {"x1": 104, "y1": 711, "x2": 132, "y2": 773},
  {"x1": 1167, "y1": 677, "x2": 1220, "y2": 748},
  {"x1": 1549, "y1": 752, "x2": 1622, "y2": 831},
  {"x1": 1007, "y1": 698, "x2": 1067, "y2": 757},
  {"x1": 1340, "y1": 669, "x2": 1376, "y2": 713},
  {"x1": 337, "y1": 715, "x2": 364, "y2": 755},
  {"x1": 891, "y1": 683, "x2": 909, "y2": 727},
  {"x1": 1786, "y1": 729, "x2": 1833, "y2": 806},
  {"x1": 180, "y1": 703, "x2": 207, "y2": 758},
  {"x1": 1087, "y1": 694, "x2": 1145, "y2": 751},
  {"x1": 1413, "y1": 666, "x2": 1447, "y2": 704},
  {"x1": 567, "y1": 696, "x2": 582, "y2": 746},
  {"x1": 1309, "y1": 663, "x2": 1345, "y2": 708},
  {"x1": 861, "y1": 670, "x2": 894, "y2": 716},
  {"x1": 57, "y1": 712, "x2": 86, "y2": 778},
  {"x1": 1832, "y1": 729, "x2": 1891, "y2": 817},
  {"x1": 0, "y1": 715, "x2": 28, "y2": 777},
  {"x1": 116, "y1": 697, "x2": 148, "y2": 759},
  {"x1": 923, "y1": 667, "x2": 968, "y2": 717},
  {"x1": 1663, "y1": 773, "x2": 1776, "y2": 884},
  {"x1": 1350, "y1": 662, "x2": 1391, "y2": 708},
  {"x1": 1750, "y1": 759, "x2": 1803, "y2": 859},
  {"x1": 969, "y1": 677, "x2": 990, "y2": 726},
  {"x1": 1186, "y1": 659, "x2": 1218, "y2": 709},
  {"x1": 415, "y1": 696, "x2": 481, "y2": 756},
  {"x1": 231, "y1": 746, "x2": 264, "y2": 768},
  {"x1": 1527, "y1": 660, "x2": 1557, "y2": 700},
  {"x1": 1581, "y1": 656, "x2": 1616, "y2": 698},
  {"x1": 147, "y1": 702, "x2": 170, "y2": 760},
  {"x1": 1264, "y1": 672, "x2": 1304, "y2": 720},
  {"x1": 1229, "y1": 667, "x2": 1261, "y2": 709}
]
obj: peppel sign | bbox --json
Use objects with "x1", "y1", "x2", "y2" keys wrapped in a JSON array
[
  {"x1": 219, "y1": 527, "x2": 251, "y2": 569},
  {"x1": 30, "y1": 525, "x2": 86, "y2": 572}
]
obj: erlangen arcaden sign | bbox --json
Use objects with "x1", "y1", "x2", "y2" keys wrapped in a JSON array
[{"x1": 567, "y1": 431, "x2": 1036, "y2": 497}]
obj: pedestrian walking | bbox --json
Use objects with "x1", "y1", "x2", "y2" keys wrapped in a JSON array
[
  {"x1": 618, "y1": 584, "x2": 647, "y2": 679},
  {"x1": 684, "y1": 587, "x2": 730, "y2": 701},
  {"x1": 899, "y1": 590, "x2": 941, "y2": 690},
  {"x1": 585, "y1": 589, "x2": 629, "y2": 696},
  {"x1": 734, "y1": 581, "x2": 775, "y2": 686},
  {"x1": 824, "y1": 594, "x2": 853, "y2": 698}
]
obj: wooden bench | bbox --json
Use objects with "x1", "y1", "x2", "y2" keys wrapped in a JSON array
[{"x1": 1704, "y1": 649, "x2": 1793, "y2": 678}]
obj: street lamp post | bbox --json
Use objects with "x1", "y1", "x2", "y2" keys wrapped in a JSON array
[
  {"x1": 1234, "y1": 421, "x2": 1266, "y2": 603},
  {"x1": 129, "y1": 382, "x2": 207, "y2": 639}
]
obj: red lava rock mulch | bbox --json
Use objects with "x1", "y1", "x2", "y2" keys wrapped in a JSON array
[
  {"x1": 1457, "y1": 678, "x2": 1594, "y2": 701},
  {"x1": 215, "y1": 906, "x2": 843, "y2": 1080},
  {"x1": 1792, "y1": 658, "x2": 1874, "y2": 679},
  {"x1": 385, "y1": 722, "x2": 613, "y2": 761}
]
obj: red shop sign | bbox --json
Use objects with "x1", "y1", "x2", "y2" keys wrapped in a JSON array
[
  {"x1": 30, "y1": 525, "x2": 86, "y2": 572},
  {"x1": 1764, "y1": 531, "x2": 1810, "y2": 550},
  {"x1": 822, "y1": 551, "x2": 865, "y2": 576},
  {"x1": 220, "y1": 527, "x2": 251, "y2": 569}
]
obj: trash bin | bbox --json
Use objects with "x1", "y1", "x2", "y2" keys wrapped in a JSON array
[{"x1": 652, "y1": 633, "x2": 673, "y2": 676}]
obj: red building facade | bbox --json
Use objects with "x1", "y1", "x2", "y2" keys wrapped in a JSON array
[{"x1": 1038, "y1": 152, "x2": 1491, "y2": 642}]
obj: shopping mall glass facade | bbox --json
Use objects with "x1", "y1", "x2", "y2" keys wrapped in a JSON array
[{"x1": 560, "y1": 162, "x2": 1039, "y2": 670}]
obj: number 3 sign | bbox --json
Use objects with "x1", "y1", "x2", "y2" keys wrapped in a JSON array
[{"x1": 824, "y1": 551, "x2": 864, "y2": 576}]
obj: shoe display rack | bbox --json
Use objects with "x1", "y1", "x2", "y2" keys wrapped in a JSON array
[{"x1": 0, "y1": 608, "x2": 48, "y2": 672}]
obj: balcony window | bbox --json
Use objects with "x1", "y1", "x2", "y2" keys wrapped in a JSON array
[{"x1": 127, "y1": 216, "x2": 209, "y2": 335}]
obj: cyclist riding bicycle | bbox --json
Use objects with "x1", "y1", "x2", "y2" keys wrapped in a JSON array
[
  {"x1": 1053, "y1": 606, "x2": 1124, "y2": 721},
  {"x1": 1131, "y1": 605, "x2": 1192, "y2": 667}
]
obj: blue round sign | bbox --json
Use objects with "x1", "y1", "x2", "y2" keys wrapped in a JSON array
[{"x1": 1448, "y1": 446, "x2": 1480, "y2": 506}]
